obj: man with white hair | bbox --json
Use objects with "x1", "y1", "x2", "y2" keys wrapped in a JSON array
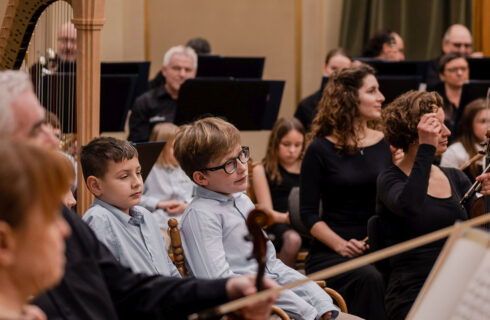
[
  {"x1": 0, "y1": 69, "x2": 278, "y2": 320},
  {"x1": 128, "y1": 45, "x2": 197, "y2": 142}
]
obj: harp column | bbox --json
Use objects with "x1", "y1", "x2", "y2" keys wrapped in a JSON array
[{"x1": 71, "y1": 0, "x2": 105, "y2": 215}]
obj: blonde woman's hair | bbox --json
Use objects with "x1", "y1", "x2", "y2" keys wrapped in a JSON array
[{"x1": 150, "y1": 122, "x2": 179, "y2": 168}]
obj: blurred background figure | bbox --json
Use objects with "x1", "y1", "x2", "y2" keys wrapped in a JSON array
[
  {"x1": 295, "y1": 48, "x2": 352, "y2": 131},
  {"x1": 140, "y1": 122, "x2": 195, "y2": 245},
  {"x1": 186, "y1": 37, "x2": 212, "y2": 55},
  {"x1": 362, "y1": 29, "x2": 405, "y2": 61},
  {"x1": 440, "y1": 98, "x2": 489, "y2": 182},
  {"x1": 429, "y1": 52, "x2": 469, "y2": 137},
  {"x1": 251, "y1": 117, "x2": 305, "y2": 268}
]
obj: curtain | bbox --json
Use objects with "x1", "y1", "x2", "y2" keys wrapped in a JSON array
[{"x1": 339, "y1": 0, "x2": 472, "y2": 60}]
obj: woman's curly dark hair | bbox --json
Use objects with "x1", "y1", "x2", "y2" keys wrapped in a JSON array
[
  {"x1": 309, "y1": 64, "x2": 376, "y2": 154},
  {"x1": 382, "y1": 90, "x2": 443, "y2": 152}
]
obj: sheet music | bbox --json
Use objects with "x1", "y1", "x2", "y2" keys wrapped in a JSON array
[
  {"x1": 410, "y1": 229, "x2": 489, "y2": 320},
  {"x1": 449, "y1": 252, "x2": 490, "y2": 320}
]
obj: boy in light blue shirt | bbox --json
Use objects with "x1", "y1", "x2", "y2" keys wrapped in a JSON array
[
  {"x1": 80, "y1": 137, "x2": 180, "y2": 277},
  {"x1": 174, "y1": 117, "x2": 340, "y2": 320}
]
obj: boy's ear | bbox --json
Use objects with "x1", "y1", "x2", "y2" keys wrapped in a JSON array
[
  {"x1": 192, "y1": 171, "x2": 209, "y2": 187},
  {"x1": 86, "y1": 176, "x2": 103, "y2": 197},
  {"x1": 0, "y1": 222, "x2": 15, "y2": 266}
]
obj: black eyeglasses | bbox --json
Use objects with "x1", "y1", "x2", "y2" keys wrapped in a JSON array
[{"x1": 199, "y1": 146, "x2": 250, "y2": 174}]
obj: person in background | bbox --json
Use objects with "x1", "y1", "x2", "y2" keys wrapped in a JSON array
[
  {"x1": 300, "y1": 65, "x2": 390, "y2": 320},
  {"x1": 252, "y1": 117, "x2": 305, "y2": 267},
  {"x1": 129, "y1": 45, "x2": 197, "y2": 142},
  {"x1": 140, "y1": 122, "x2": 195, "y2": 236},
  {"x1": 186, "y1": 37, "x2": 212, "y2": 55},
  {"x1": 295, "y1": 48, "x2": 352, "y2": 131},
  {"x1": 0, "y1": 140, "x2": 72, "y2": 320},
  {"x1": 440, "y1": 98, "x2": 489, "y2": 182},
  {"x1": 362, "y1": 29, "x2": 405, "y2": 62},
  {"x1": 428, "y1": 52, "x2": 469, "y2": 137}
]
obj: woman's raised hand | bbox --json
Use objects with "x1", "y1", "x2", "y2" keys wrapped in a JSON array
[{"x1": 417, "y1": 113, "x2": 441, "y2": 147}]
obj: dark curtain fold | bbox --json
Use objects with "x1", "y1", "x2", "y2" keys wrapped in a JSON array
[{"x1": 339, "y1": 0, "x2": 472, "y2": 60}]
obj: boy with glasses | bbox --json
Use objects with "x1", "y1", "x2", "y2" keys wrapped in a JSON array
[{"x1": 174, "y1": 117, "x2": 341, "y2": 320}]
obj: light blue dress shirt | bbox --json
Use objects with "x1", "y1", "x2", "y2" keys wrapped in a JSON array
[
  {"x1": 181, "y1": 186, "x2": 339, "y2": 320},
  {"x1": 140, "y1": 165, "x2": 195, "y2": 229},
  {"x1": 82, "y1": 198, "x2": 181, "y2": 277}
]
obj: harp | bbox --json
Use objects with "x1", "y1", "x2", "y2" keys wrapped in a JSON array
[{"x1": 0, "y1": 0, "x2": 105, "y2": 214}]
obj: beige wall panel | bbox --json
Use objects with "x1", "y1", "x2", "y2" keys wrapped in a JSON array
[
  {"x1": 301, "y1": 0, "x2": 343, "y2": 99},
  {"x1": 101, "y1": 0, "x2": 144, "y2": 61},
  {"x1": 149, "y1": 0, "x2": 296, "y2": 117}
]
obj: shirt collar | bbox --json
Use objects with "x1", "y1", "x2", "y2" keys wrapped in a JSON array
[
  {"x1": 152, "y1": 84, "x2": 173, "y2": 99},
  {"x1": 92, "y1": 197, "x2": 145, "y2": 226},
  {"x1": 195, "y1": 186, "x2": 244, "y2": 202}
]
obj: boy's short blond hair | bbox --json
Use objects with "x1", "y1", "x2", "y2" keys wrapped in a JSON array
[{"x1": 174, "y1": 117, "x2": 241, "y2": 179}]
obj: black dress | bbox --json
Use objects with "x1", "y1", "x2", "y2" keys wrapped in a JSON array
[
  {"x1": 376, "y1": 144, "x2": 472, "y2": 320},
  {"x1": 266, "y1": 165, "x2": 299, "y2": 251},
  {"x1": 300, "y1": 137, "x2": 392, "y2": 320}
]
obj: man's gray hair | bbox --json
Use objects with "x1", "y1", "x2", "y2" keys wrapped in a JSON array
[
  {"x1": 0, "y1": 70, "x2": 33, "y2": 137},
  {"x1": 162, "y1": 45, "x2": 198, "y2": 70}
]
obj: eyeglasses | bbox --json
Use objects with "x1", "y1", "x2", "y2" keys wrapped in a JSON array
[
  {"x1": 199, "y1": 146, "x2": 250, "y2": 174},
  {"x1": 446, "y1": 66, "x2": 468, "y2": 73},
  {"x1": 450, "y1": 42, "x2": 472, "y2": 49}
]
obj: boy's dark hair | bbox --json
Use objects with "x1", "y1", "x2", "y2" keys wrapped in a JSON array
[{"x1": 80, "y1": 137, "x2": 138, "y2": 181}]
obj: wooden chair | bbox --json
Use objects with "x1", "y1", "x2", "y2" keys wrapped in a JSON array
[{"x1": 168, "y1": 218, "x2": 348, "y2": 315}]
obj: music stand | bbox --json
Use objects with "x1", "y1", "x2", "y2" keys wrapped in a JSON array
[
  {"x1": 354, "y1": 58, "x2": 427, "y2": 76},
  {"x1": 101, "y1": 61, "x2": 150, "y2": 104},
  {"x1": 132, "y1": 141, "x2": 166, "y2": 181},
  {"x1": 39, "y1": 72, "x2": 139, "y2": 133},
  {"x1": 100, "y1": 74, "x2": 138, "y2": 132},
  {"x1": 175, "y1": 78, "x2": 284, "y2": 130},
  {"x1": 459, "y1": 81, "x2": 490, "y2": 110},
  {"x1": 467, "y1": 58, "x2": 490, "y2": 80},
  {"x1": 376, "y1": 75, "x2": 422, "y2": 105},
  {"x1": 196, "y1": 55, "x2": 265, "y2": 78}
]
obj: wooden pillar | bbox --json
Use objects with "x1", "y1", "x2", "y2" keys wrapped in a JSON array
[{"x1": 71, "y1": 0, "x2": 105, "y2": 215}]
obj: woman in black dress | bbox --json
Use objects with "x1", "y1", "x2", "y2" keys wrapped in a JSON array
[
  {"x1": 377, "y1": 90, "x2": 474, "y2": 319},
  {"x1": 300, "y1": 65, "x2": 391, "y2": 320}
]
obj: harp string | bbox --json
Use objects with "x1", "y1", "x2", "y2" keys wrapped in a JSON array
[{"x1": 27, "y1": 0, "x2": 75, "y2": 151}]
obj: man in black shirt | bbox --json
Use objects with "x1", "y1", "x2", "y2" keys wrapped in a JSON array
[
  {"x1": 128, "y1": 45, "x2": 197, "y2": 142},
  {"x1": 0, "y1": 70, "x2": 277, "y2": 320}
]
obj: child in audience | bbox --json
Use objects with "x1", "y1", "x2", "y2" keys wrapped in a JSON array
[
  {"x1": 440, "y1": 98, "x2": 489, "y2": 181},
  {"x1": 80, "y1": 137, "x2": 180, "y2": 277},
  {"x1": 140, "y1": 123, "x2": 194, "y2": 230},
  {"x1": 174, "y1": 117, "x2": 339, "y2": 320},
  {"x1": 252, "y1": 117, "x2": 304, "y2": 267}
]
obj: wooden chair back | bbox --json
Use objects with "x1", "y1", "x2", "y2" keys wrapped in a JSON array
[{"x1": 168, "y1": 218, "x2": 188, "y2": 277}]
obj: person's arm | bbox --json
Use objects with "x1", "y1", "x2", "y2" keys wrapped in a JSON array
[
  {"x1": 300, "y1": 142, "x2": 366, "y2": 258},
  {"x1": 252, "y1": 164, "x2": 289, "y2": 224},
  {"x1": 180, "y1": 207, "x2": 237, "y2": 278},
  {"x1": 378, "y1": 113, "x2": 440, "y2": 218}
]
